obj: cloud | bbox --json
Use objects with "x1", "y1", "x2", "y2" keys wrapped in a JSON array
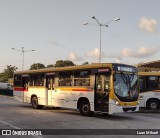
[
  {"x1": 86, "y1": 48, "x2": 124, "y2": 63},
  {"x1": 115, "y1": 58, "x2": 122, "y2": 63},
  {"x1": 87, "y1": 48, "x2": 99, "y2": 59},
  {"x1": 138, "y1": 17, "x2": 157, "y2": 33},
  {"x1": 121, "y1": 48, "x2": 132, "y2": 57},
  {"x1": 85, "y1": 46, "x2": 159, "y2": 65},
  {"x1": 86, "y1": 48, "x2": 105, "y2": 59},
  {"x1": 67, "y1": 52, "x2": 83, "y2": 61},
  {"x1": 121, "y1": 46, "x2": 159, "y2": 58}
]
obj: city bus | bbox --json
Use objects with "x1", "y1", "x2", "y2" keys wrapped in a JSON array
[
  {"x1": 13, "y1": 63, "x2": 139, "y2": 116},
  {"x1": 138, "y1": 72, "x2": 160, "y2": 110}
]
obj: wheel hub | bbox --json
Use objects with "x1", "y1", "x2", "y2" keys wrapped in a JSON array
[
  {"x1": 83, "y1": 105, "x2": 89, "y2": 112},
  {"x1": 150, "y1": 103, "x2": 157, "y2": 109}
]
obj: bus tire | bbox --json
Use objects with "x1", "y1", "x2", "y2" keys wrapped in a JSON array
[
  {"x1": 79, "y1": 101, "x2": 93, "y2": 116},
  {"x1": 31, "y1": 96, "x2": 43, "y2": 109},
  {"x1": 147, "y1": 99, "x2": 159, "y2": 110}
]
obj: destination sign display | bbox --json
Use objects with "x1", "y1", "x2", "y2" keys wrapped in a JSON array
[
  {"x1": 98, "y1": 68, "x2": 110, "y2": 72},
  {"x1": 117, "y1": 66, "x2": 133, "y2": 72},
  {"x1": 22, "y1": 74, "x2": 29, "y2": 77},
  {"x1": 112, "y1": 64, "x2": 137, "y2": 73},
  {"x1": 45, "y1": 72, "x2": 55, "y2": 76},
  {"x1": 91, "y1": 68, "x2": 111, "y2": 74}
]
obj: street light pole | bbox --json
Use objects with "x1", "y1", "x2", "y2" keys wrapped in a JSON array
[
  {"x1": 83, "y1": 16, "x2": 120, "y2": 63},
  {"x1": 22, "y1": 47, "x2": 24, "y2": 71},
  {"x1": 12, "y1": 47, "x2": 35, "y2": 70},
  {"x1": 99, "y1": 25, "x2": 102, "y2": 63}
]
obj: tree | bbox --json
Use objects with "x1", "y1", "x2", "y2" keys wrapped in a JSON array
[
  {"x1": 0, "y1": 73, "x2": 5, "y2": 82},
  {"x1": 54, "y1": 60, "x2": 75, "y2": 67},
  {"x1": 0, "y1": 65, "x2": 17, "y2": 82},
  {"x1": 82, "y1": 62, "x2": 89, "y2": 65},
  {"x1": 46, "y1": 64, "x2": 54, "y2": 68},
  {"x1": 30, "y1": 63, "x2": 45, "y2": 70}
]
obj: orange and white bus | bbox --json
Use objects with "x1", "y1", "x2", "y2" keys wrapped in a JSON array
[
  {"x1": 139, "y1": 72, "x2": 160, "y2": 110},
  {"x1": 13, "y1": 63, "x2": 139, "y2": 116}
]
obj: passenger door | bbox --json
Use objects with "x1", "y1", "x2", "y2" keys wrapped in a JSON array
[
  {"x1": 46, "y1": 76, "x2": 55, "y2": 106},
  {"x1": 22, "y1": 76, "x2": 29, "y2": 102},
  {"x1": 95, "y1": 74, "x2": 110, "y2": 112}
]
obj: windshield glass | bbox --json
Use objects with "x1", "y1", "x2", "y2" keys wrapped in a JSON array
[{"x1": 114, "y1": 73, "x2": 139, "y2": 102}]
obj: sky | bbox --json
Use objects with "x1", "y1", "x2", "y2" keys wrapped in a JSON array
[{"x1": 0, "y1": 0, "x2": 160, "y2": 71}]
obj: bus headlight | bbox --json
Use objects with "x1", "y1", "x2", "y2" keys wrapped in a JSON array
[
  {"x1": 115, "y1": 101, "x2": 119, "y2": 105},
  {"x1": 114, "y1": 99, "x2": 120, "y2": 106},
  {"x1": 137, "y1": 101, "x2": 140, "y2": 105}
]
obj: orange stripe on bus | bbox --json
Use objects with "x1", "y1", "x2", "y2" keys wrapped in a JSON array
[
  {"x1": 72, "y1": 89, "x2": 91, "y2": 92},
  {"x1": 14, "y1": 87, "x2": 28, "y2": 91},
  {"x1": 59, "y1": 88, "x2": 92, "y2": 92},
  {"x1": 153, "y1": 90, "x2": 160, "y2": 92}
]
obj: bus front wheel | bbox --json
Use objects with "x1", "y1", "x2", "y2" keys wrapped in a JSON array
[
  {"x1": 31, "y1": 96, "x2": 43, "y2": 109},
  {"x1": 79, "y1": 101, "x2": 93, "y2": 116},
  {"x1": 147, "y1": 99, "x2": 159, "y2": 110}
]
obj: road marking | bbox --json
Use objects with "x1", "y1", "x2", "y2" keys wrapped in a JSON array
[
  {"x1": 0, "y1": 120, "x2": 20, "y2": 129},
  {"x1": 0, "y1": 120, "x2": 43, "y2": 138}
]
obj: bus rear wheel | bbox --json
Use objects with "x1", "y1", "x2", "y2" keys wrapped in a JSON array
[
  {"x1": 79, "y1": 101, "x2": 93, "y2": 116},
  {"x1": 31, "y1": 96, "x2": 43, "y2": 109},
  {"x1": 147, "y1": 99, "x2": 159, "y2": 110}
]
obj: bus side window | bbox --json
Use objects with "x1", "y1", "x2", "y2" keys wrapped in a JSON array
[
  {"x1": 58, "y1": 71, "x2": 73, "y2": 86},
  {"x1": 74, "y1": 70, "x2": 90, "y2": 86}
]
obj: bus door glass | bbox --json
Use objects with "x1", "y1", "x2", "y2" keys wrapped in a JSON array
[
  {"x1": 22, "y1": 76, "x2": 29, "y2": 102},
  {"x1": 95, "y1": 74, "x2": 110, "y2": 112},
  {"x1": 46, "y1": 75, "x2": 55, "y2": 105}
]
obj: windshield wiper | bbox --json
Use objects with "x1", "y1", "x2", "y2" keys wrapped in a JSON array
[
  {"x1": 121, "y1": 73, "x2": 129, "y2": 85},
  {"x1": 120, "y1": 73, "x2": 135, "y2": 97},
  {"x1": 121, "y1": 73, "x2": 134, "y2": 86}
]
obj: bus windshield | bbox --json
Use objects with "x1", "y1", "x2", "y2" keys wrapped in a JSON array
[{"x1": 114, "y1": 73, "x2": 138, "y2": 102}]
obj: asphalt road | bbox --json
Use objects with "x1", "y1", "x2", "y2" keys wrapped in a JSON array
[{"x1": 0, "y1": 95, "x2": 160, "y2": 138}]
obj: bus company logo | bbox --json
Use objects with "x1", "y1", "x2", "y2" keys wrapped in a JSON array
[{"x1": 2, "y1": 130, "x2": 11, "y2": 135}]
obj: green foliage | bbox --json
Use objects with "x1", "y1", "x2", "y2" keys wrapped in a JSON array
[
  {"x1": 54, "y1": 60, "x2": 75, "y2": 67},
  {"x1": 30, "y1": 63, "x2": 45, "y2": 70},
  {"x1": 46, "y1": 64, "x2": 54, "y2": 68},
  {"x1": 82, "y1": 62, "x2": 89, "y2": 65},
  {"x1": 0, "y1": 65, "x2": 17, "y2": 82}
]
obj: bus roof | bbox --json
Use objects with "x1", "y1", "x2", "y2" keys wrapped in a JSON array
[
  {"x1": 14, "y1": 63, "x2": 137, "y2": 75},
  {"x1": 138, "y1": 71, "x2": 160, "y2": 76},
  {"x1": 138, "y1": 60, "x2": 160, "y2": 68},
  {"x1": 137, "y1": 60, "x2": 160, "y2": 72}
]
